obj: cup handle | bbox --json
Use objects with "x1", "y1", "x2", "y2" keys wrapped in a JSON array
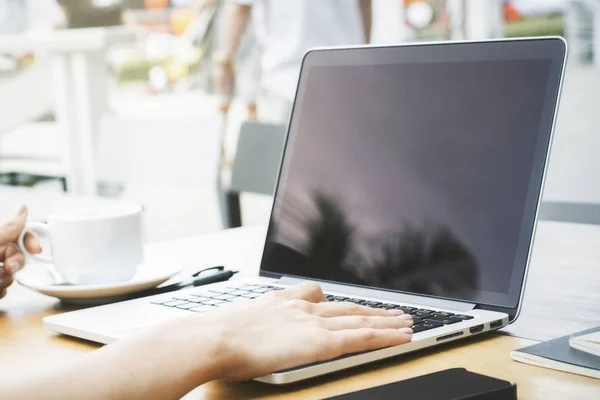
[{"x1": 18, "y1": 221, "x2": 52, "y2": 264}]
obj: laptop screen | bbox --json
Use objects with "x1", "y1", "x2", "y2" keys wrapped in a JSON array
[{"x1": 259, "y1": 39, "x2": 565, "y2": 309}]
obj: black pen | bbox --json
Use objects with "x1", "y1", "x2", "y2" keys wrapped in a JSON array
[
  {"x1": 124, "y1": 267, "x2": 238, "y2": 300},
  {"x1": 181, "y1": 269, "x2": 239, "y2": 288}
]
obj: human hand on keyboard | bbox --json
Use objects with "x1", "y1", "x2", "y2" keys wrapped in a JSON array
[
  {"x1": 164, "y1": 281, "x2": 414, "y2": 382},
  {"x1": 3, "y1": 281, "x2": 414, "y2": 400}
]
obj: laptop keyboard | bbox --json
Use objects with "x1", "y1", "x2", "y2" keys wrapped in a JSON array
[{"x1": 151, "y1": 283, "x2": 474, "y2": 334}]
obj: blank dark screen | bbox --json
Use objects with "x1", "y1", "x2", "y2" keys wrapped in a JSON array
[{"x1": 262, "y1": 59, "x2": 552, "y2": 302}]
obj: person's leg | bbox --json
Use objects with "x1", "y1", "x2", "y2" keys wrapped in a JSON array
[{"x1": 236, "y1": 21, "x2": 261, "y2": 120}]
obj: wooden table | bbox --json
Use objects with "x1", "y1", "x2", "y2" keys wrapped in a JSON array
[{"x1": 1, "y1": 223, "x2": 599, "y2": 399}]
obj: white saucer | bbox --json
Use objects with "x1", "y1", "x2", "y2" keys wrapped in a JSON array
[{"x1": 17, "y1": 257, "x2": 183, "y2": 303}]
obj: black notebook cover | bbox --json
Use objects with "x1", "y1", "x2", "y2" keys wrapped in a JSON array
[
  {"x1": 511, "y1": 326, "x2": 600, "y2": 378},
  {"x1": 324, "y1": 368, "x2": 516, "y2": 400}
]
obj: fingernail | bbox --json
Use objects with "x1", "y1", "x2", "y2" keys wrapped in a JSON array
[
  {"x1": 400, "y1": 327, "x2": 413, "y2": 335},
  {"x1": 17, "y1": 204, "x2": 26, "y2": 216},
  {"x1": 8, "y1": 261, "x2": 21, "y2": 274},
  {"x1": 399, "y1": 314, "x2": 413, "y2": 321},
  {"x1": 389, "y1": 309, "x2": 404, "y2": 315}
]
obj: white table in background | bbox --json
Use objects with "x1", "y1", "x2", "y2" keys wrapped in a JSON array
[{"x1": 0, "y1": 27, "x2": 137, "y2": 196}]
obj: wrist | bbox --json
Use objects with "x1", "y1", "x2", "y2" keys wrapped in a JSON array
[
  {"x1": 165, "y1": 317, "x2": 230, "y2": 384},
  {"x1": 105, "y1": 318, "x2": 227, "y2": 397}
]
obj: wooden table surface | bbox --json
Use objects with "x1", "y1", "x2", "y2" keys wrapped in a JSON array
[{"x1": 1, "y1": 222, "x2": 600, "y2": 399}]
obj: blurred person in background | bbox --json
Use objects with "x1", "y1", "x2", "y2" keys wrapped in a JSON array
[
  {"x1": 191, "y1": 0, "x2": 261, "y2": 120},
  {"x1": 59, "y1": 0, "x2": 124, "y2": 29},
  {"x1": 214, "y1": 0, "x2": 372, "y2": 124}
]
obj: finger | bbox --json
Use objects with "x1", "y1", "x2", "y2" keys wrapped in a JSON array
[
  {"x1": 1, "y1": 273, "x2": 14, "y2": 289},
  {"x1": 0, "y1": 287, "x2": 6, "y2": 299},
  {"x1": 312, "y1": 301, "x2": 405, "y2": 318},
  {"x1": 325, "y1": 328, "x2": 413, "y2": 360},
  {"x1": 0, "y1": 206, "x2": 27, "y2": 245},
  {"x1": 4, "y1": 252, "x2": 25, "y2": 274},
  {"x1": 4, "y1": 242, "x2": 21, "y2": 258},
  {"x1": 273, "y1": 281, "x2": 327, "y2": 303},
  {"x1": 320, "y1": 314, "x2": 414, "y2": 331},
  {"x1": 24, "y1": 232, "x2": 42, "y2": 254}
]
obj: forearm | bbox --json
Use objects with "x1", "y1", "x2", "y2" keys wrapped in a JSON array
[
  {"x1": 218, "y1": 3, "x2": 252, "y2": 61},
  {"x1": 359, "y1": 0, "x2": 372, "y2": 43},
  {"x1": 1, "y1": 320, "x2": 222, "y2": 400}
]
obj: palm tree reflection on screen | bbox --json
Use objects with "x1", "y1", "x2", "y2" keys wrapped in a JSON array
[
  {"x1": 270, "y1": 191, "x2": 480, "y2": 297},
  {"x1": 303, "y1": 193, "x2": 363, "y2": 284},
  {"x1": 365, "y1": 223, "x2": 479, "y2": 298}
]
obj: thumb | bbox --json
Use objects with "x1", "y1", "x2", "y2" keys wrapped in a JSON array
[{"x1": 0, "y1": 205, "x2": 28, "y2": 246}]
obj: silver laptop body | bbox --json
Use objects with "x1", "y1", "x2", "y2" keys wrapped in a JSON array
[{"x1": 44, "y1": 37, "x2": 567, "y2": 385}]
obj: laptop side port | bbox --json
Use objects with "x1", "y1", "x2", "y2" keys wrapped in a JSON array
[
  {"x1": 490, "y1": 320, "x2": 503, "y2": 330},
  {"x1": 469, "y1": 324, "x2": 484, "y2": 334},
  {"x1": 436, "y1": 331, "x2": 464, "y2": 341}
]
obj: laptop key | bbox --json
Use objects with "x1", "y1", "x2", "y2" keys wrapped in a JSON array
[
  {"x1": 412, "y1": 311, "x2": 434, "y2": 318},
  {"x1": 434, "y1": 311, "x2": 455, "y2": 317},
  {"x1": 394, "y1": 306, "x2": 417, "y2": 312},
  {"x1": 186, "y1": 298, "x2": 208, "y2": 304},
  {"x1": 230, "y1": 290, "x2": 253, "y2": 296},
  {"x1": 241, "y1": 293, "x2": 261, "y2": 299},
  {"x1": 175, "y1": 302, "x2": 196, "y2": 310},
  {"x1": 227, "y1": 296, "x2": 249, "y2": 302},
  {"x1": 172, "y1": 294, "x2": 198, "y2": 301},
  {"x1": 426, "y1": 315, "x2": 462, "y2": 325},
  {"x1": 238, "y1": 284, "x2": 260, "y2": 289},
  {"x1": 189, "y1": 291, "x2": 212, "y2": 297},
  {"x1": 213, "y1": 294, "x2": 236, "y2": 300},
  {"x1": 208, "y1": 288, "x2": 235, "y2": 294},
  {"x1": 251, "y1": 288, "x2": 272, "y2": 294},
  {"x1": 361, "y1": 301, "x2": 381, "y2": 307},
  {"x1": 330, "y1": 296, "x2": 348, "y2": 301},
  {"x1": 454, "y1": 314, "x2": 474, "y2": 320},
  {"x1": 161, "y1": 300, "x2": 190, "y2": 307},
  {"x1": 412, "y1": 321, "x2": 444, "y2": 333},
  {"x1": 202, "y1": 299, "x2": 225, "y2": 306},
  {"x1": 189, "y1": 296, "x2": 213, "y2": 302}
]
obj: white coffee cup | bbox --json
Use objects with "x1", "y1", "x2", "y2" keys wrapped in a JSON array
[{"x1": 18, "y1": 205, "x2": 144, "y2": 285}]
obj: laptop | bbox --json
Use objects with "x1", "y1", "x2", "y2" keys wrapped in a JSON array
[{"x1": 44, "y1": 37, "x2": 567, "y2": 385}]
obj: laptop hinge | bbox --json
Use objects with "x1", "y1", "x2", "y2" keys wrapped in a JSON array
[{"x1": 277, "y1": 277, "x2": 476, "y2": 312}]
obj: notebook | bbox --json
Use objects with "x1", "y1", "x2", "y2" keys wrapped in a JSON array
[
  {"x1": 510, "y1": 327, "x2": 600, "y2": 379},
  {"x1": 570, "y1": 330, "x2": 600, "y2": 358}
]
